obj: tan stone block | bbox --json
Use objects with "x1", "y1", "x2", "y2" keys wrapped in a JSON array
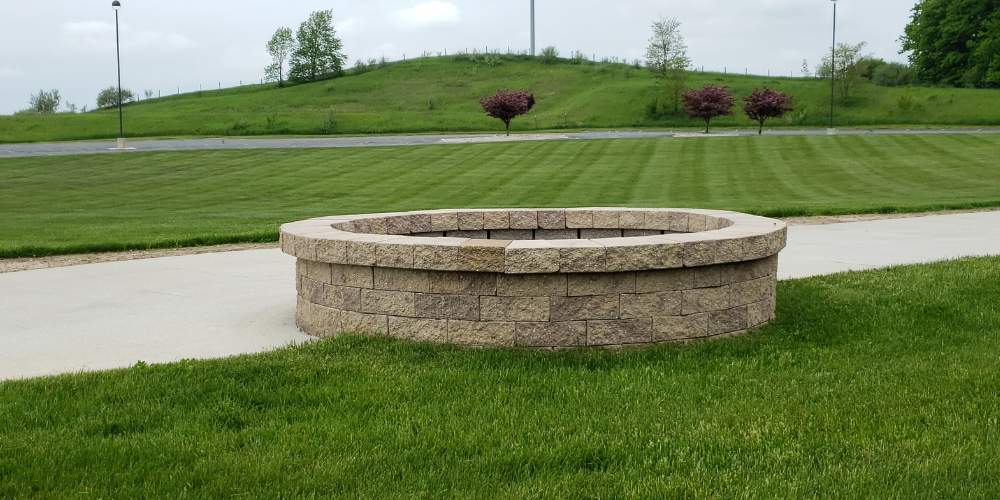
[
  {"x1": 491, "y1": 229, "x2": 533, "y2": 240},
  {"x1": 388, "y1": 316, "x2": 448, "y2": 342},
  {"x1": 538, "y1": 210, "x2": 567, "y2": 229},
  {"x1": 715, "y1": 237, "x2": 745, "y2": 264},
  {"x1": 710, "y1": 306, "x2": 749, "y2": 336},
  {"x1": 565, "y1": 210, "x2": 594, "y2": 229},
  {"x1": 567, "y1": 272, "x2": 636, "y2": 296},
  {"x1": 497, "y1": 274, "x2": 567, "y2": 296},
  {"x1": 408, "y1": 214, "x2": 433, "y2": 234},
  {"x1": 296, "y1": 297, "x2": 340, "y2": 337},
  {"x1": 560, "y1": 245, "x2": 606, "y2": 273},
  {"x1": 747, "y1": 298, "x2": 775, "y2": 328},
  {"x1": 375, "y1": 242, "x2": 414, "y2": 268},
  {"x1": 691, "y1": 265, "x2": 723, "y2": 288},
  {"x1": 535, "y1": 229, "x2": 579, "y2": 240},
  {"x1": 669, "y1": 212, "x2": 691, "y2": 233},
  {"x1": 682, "y1": 286, "x2": 732, "y2": 314},
  {"x1": 447, "y1": 230, "x2": 488, "y2": 239},
  {"x1": 643, "y1": 211, "x2": 673, "y2": 231},
  {"x1": 620, "y1": 291, "x2": 682, "y2": 319},
  {"x1": 428, "y1": 271, "x2": 496, "y2": 295},
  {"x1": 515, "y1": 321, "x2": 586, "y2": 347},
  {"x1": 339, "y1": 310, "x2": 388, "y2": 335},
  {"x1": 413, "y1": 245, "x2": 459, "y2": 271},
  {"x1": 587, "y1": 319, "x2": 652, "y2": 346},
  {"x1": 550, "y1": 295, "x2": 619, "y2": 321},
  {"x1": 636, "y1": 268, "x2": 694, "y2": 292},
  {"x1": 742, "y1": 234, "x2": 771, "y2": 260},
  {"x1": 483, "y1": 211, "x2": 510, "y2": 230},
  {"x1": 362, "y1": 289, "x2": 416, "y2": 316},
  {"x1": 457, "y1": 212, "x2": 485, "y2": 231},
  {"x1": 315, "y1": 239, "x2": 347, "y2": 263},
  {"x1": 768, "y1": 227, "x2": 788, "y2": 253},
  {"x1": 414, "y1": 293, "x2": 479, "y2": 320},
  {"x1": 653, "y1": 313, "x2": 709, "y2": 341},
  {"x1": 299, "y1": 260, "x2": 332, "y2": 284},
  {"x1": 449, "y1": 320, "x2": 515, "y2": 346},
  {"x1": 373, "y1": 267, "x2": 429, "y2": 292},
  {"x1": 732, "y1": 277, "x2": 774, "y2": 306},
  {"x1": 430, "y1": 212, "x2": 460, "y2": 232},
  {"x1": 458, "y1": 240, "x2": 508, "y2": 273},
  {"x1": 331, "y1": 264, "x2": 374, "y2": 289},
  {"x1": 481, "y1": 296, "x2": 550, "y2": 322},
  {"x1": 680, "y1": 240, "x2": 718, "y2": 267},
  {"x1": 505, "y1": 242, "x2": 560, "y2": 274},
  {"x1": 623, "y1": 230, "x2": 661, "y2": 237},
  {"x1": 345, "y1": 240, "x2": 378, "y2": 266},
  {"x1": 605, "y1": 240, "x2": 683, "y2": 271},
  {"x1": 509, "y1": 211, "x2": 539, "y2": 230},
  {"x1": 592, "y1": 210, "x2": 620, "y2": 229},
  {"x1": 297, "y1": 276, "x2": 325, "y2": 304},
  {"x1": 322, "y1": 286, "x2": 362, "y2": 312},
  {"x1": 386, "y1": 216, "x2": 411, "y2": 235},
  {"x1": 687, "y1": 214, "x2": 709, "y2": 233},
  {"x1": 619, "y1": 211, "x2": 646, "y2": 229},
  {"x1": 580, "y1": 229, "x2": 622, "y2": 239},
  {"x1": 722, "y1": 256, "x2": 777, "y2": 283},
  {"x1": 366, "y1": 217, "x2": 389, "y2": 235}
]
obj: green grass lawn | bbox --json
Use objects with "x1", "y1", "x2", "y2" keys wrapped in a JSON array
[
  {"x1": 2, "y1": 134, "x2": 999, "y2": 258},
  {"x1": 3, "y1": 56, "x2": 1000, "y2": 143},
  {"x1": 2, "y1": 257, "x2": 998, "y2": 497}
]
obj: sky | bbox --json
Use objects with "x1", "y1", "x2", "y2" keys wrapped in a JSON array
[{"x1": 0, "y1": 0, "x2": 919, "y2": 115}]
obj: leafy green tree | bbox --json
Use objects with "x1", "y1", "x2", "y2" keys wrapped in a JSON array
[
  {"x1": 289, "y1": 10, "x2": 346, "y2": 82},
  {"x1": 28, "y1": 89, "x2": 61, "y2": 114},
  {"x1": 645, "y1": 17, "x2": 691, "y2": 113},
  {"x1": 901, "y1": 0, "x2": 1000, "y2": 88},
  {"x1": 96, "y1": 86, "x2": 135, "y2": 109},
  {"x1": 817, "y1": 42, "x2": 869, "y2": 102},
  {"x1": 265, "y1": 27, "x2": 295, "y2": 86}
]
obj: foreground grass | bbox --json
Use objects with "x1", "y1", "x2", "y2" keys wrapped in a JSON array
[
  {"x1": 2, "y1": 258, "x2": 999, "y2": 497},
  {"x1": 2, "y1": 134, "x2": 999, "y2": 258},
  {"x1": 3, "y1": 56, "x2": 1000, "y2": 142}
]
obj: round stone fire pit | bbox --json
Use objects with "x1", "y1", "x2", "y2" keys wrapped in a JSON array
[{"x1": 280, "y1": 208, "x2": 786, "y2": 348}]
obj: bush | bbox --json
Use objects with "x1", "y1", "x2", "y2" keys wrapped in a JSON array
[
  {"x1": 96, "y1": 86, "x2": 136, "y2": 109},
  {"x1": 28, "y1": 89, "x2": 61, "y2": 114},
  {"x1": 539, "y1": 46, "x2": 559, "y2": 64},
  {"x1": 873, "y1": 63, "x2": 916, "y2": 87}
]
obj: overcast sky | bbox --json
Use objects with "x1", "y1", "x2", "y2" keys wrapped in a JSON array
[{"x1": 0, "y1": 0, "x2": 918, "y2": 115}]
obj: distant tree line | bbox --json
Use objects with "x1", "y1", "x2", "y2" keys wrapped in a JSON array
[{"x1": 265, "y1": 10, "x2": 346, "y2": 86}]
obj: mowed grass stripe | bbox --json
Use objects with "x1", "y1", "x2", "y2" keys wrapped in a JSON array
[{"x1": 0, "y1": 134, "x2": 998, "y2": 258}]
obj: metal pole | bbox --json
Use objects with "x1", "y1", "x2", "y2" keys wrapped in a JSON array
[
  {"x1": 115, "y1": 8, "x2": 124, "y2": 141},
  {"x1": 531, "y1": 0, "x2": 536, "y2": 56},
  {"x1": 830, "y1": 1, "x2": 837, "y2": 128}
]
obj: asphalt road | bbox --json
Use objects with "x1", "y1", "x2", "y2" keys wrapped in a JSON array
[
  {"x1": 3, "y1": 127, "x2": 1000, "y2": 158},
  {"x1": 2, "y1": 211, "x2": 999, "y2": 380}
]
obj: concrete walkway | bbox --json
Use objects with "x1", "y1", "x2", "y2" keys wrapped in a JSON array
[
  {"x1": 2, "y1": 127, "x2": 999, "y2": 158},
  {"x1": 2, "y1": 211, "x2": 998, "y2": 381}
]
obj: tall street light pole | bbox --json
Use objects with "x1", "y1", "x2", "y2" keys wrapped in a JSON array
[
  {"x1": 112, "y1": 0, "x2": 127, "y2": 149},
  {"x1": 829, "y1": 0, "x2": 837, "y2": 130},
  {"x1": 530, "y1": 0, "x2": 536, "y2": 56}
]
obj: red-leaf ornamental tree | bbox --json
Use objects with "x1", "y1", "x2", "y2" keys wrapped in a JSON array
[
  {"x1": 743, "y1": 88, "x2": 794, "y2": 135},
  {"x1": 480, "y1": 90, "x2": 536, "y2": 136},
  {"x1": 682, "y1": 85, "x2": 734, "y2": 133}
]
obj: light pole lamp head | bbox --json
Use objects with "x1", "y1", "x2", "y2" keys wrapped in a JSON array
[{"x1": 112, "y1": 1, "x2": 121, "y2": 9}]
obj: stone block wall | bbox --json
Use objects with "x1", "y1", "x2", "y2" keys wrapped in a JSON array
[{"x1": 283, "y1": 208, "x2": 786, "y2": 349}]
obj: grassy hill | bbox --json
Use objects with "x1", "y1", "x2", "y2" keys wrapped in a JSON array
[{"x1": 3, "y1": 55, "x2": 1000, "y2": 143}]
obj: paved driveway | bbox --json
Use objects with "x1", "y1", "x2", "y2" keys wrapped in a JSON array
[{"x1": 2, "y1": 211, "x2": 998, "y2": 380}]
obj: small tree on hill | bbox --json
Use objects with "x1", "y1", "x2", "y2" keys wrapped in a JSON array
[
  {"x1": 289, "y1": 10, "x2": 346, "y2": 82},
  {"x1": 683, "y1": 85, "x2": 734, "y2": 133},
  {"x1": 265, "y1": 27, "x2": 296, "y2": 86},
  {"x1": 480, "y1": 90, "x2": 535, "y2": 136},
  {"x1": 28, "y1": 89, "x2": 61, "y2": 114},
  {"x1": 96, "y1": 86, "x2": 135, "y2": 109},
  {"x1": 817, "y1": 42, "x2": 869, "y2": 102},
  {"x1": 743, "y1": 88, "x2": 794, "y2": 135},
  {"x1": 645, "y1": 17, "x2": 691, "y2": 113}
]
